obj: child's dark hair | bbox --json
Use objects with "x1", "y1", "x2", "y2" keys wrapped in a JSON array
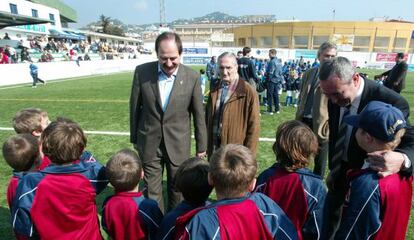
[
  {"x1": 200, "y1": 69, "x2": 205, "y2": 74},
  {"x1": 41, "y1": 118, "x2": 86, "y2": 164},
  {"x1": 106, "y1": 149, "x2": 142, "y2": 192},
  {"x1": 175, "y1": 157, "x2": 212, "y2": 205},
  {"x1": 273, "y1": 120, "x2": 318, "y2": 171},
  {"x1": 3, "y1": 134, "x2": 40, "y2": 171}
]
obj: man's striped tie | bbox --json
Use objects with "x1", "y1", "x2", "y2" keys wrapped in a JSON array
[{"x1": 331, "y1": 106, "x2": 351, "y2": 165}]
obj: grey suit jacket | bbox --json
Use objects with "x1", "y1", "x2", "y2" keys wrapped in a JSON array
[
  {"x1": 295, "y1": 67, "x2": 329, "y2": 142},
  {"x1": 129, "y1": 61, "x2": 207, "y2": 165}
]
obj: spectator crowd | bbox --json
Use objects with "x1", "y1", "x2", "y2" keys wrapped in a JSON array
[{"x1": 0, "y1": 32, "x2": 145, "y2": 64}]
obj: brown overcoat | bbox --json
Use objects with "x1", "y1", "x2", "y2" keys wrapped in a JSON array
[{"x1": 206, "y1": 78, "x2": 260, "y2": 157}]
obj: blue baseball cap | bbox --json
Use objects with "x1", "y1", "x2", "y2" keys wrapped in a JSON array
[{"x1": 344, "y1": 101, "x2": 407, "y2": 142}]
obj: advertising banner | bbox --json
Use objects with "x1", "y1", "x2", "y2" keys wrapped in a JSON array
[
  {"x1": 295, "y1": 50, "x2": 317, "y2": 59},
  {"x1": 183, "y1": 48, "x2": 208, "y2": 55},
  {"x1": 376, "y1": 53, "x2": 408, "y2": 62},
  {"x1": 183, "y1": 56, "x2": 210, "y2": 65},
  {"x1": 331, "y1": 34, "x2": 355, "y2": 51},
  {"x1": 211, "y1": 33, "x2": 234, "y2": 42},
  {"x1": 12, "y1": 24, "x2": 47, "y2": 33}
]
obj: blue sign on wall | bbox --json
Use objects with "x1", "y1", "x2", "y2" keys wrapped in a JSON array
[
  {"x1": 411, "y1": 31, "x2": 414, "y2": 39},
  {"x1": 295, "y1": 50, "x2": 317, "y2": 59},
  {"x1": 183, "y1": 48, "x2": 208, "y2": 55},
  {"x1": 183, "y1": 56, "x2": 210, "y2": 65},
  {"x1": 13, "y1": 24, "x2": 46, "y2": 33}
]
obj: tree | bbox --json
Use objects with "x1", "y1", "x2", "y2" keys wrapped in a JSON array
[
  {"x1": 97, "y1": 15, "x2": 125, "y2": 36},
  {"x1": 99, "y1": 14, "x2": 111, "y2": 34},
  {"x1": 107, "y1": 25, "x2": 125, "y2": 37}
]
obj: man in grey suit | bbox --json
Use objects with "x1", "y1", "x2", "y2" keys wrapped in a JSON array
[
  {"x1": 130, "y1": 32, "x2": 207, "y2": 212},
  {"x1": 296, "y1": 41, "x2": 337, "y2": 177}
]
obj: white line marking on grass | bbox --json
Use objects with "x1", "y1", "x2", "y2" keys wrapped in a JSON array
[
  {"x1": 0, "y1": 127, "x2": 129, "y2": 136},
  {"x1": 84, "y1": 130, "x2": 130, "y2": 136},
  {"x1": 0, "y1": 98, "x2": 128, "y2": 103},
  {"x1": 259, "y1": 137, "x2": 275, "y2": 142},
  {"x1": 0, "y1": 72, "x2": 131, "y2": 91},
  {"x1": 0, "y1": 127, "x2": 275, "y2": 142}
]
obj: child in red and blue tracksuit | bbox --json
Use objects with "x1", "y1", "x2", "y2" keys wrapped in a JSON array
[
  {"x1": 11, "y1": 118, "x2": 108, "y2": 240},
  {"x1": 102, "y1": 149, "x2": 163, "y2": 240},
  {"x1": 255, "y1": 120, "x2": 327, "y2": 240},
  {"x1": 3, "y1": 134, "x2": 41, "y2": 240},
  {"x1": 176, "y1": 144, "x2": 298, "y2": 240},
  {"x1": 12, "y1": 108, "x2": 51, "y2": 170},
  {"x1": 334, "y1": 101, "x2": 412, "y2": 240},
  {"x1": 157, "y1": 157, "x2": 213, "y2": 240},
  {"x1": 12, "y1": 108, "x2": 107, "y2": 171},
  {"x1": 3, "y1": 134, "x2": 40, "y2": 209}
]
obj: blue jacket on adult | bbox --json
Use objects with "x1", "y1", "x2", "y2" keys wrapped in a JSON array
[
  {"x1": 266, "y1": 57, "x2": 285, "y2": 84},
  {"x1": 238, "y1": 57, "x2": 260, "y2": 83}
]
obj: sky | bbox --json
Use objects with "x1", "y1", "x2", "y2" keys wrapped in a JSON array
[{"x1": 62, "y1": 0, "x2": 414, "y2": 28}]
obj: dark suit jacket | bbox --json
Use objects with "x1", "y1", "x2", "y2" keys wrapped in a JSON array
[
  {"x1": 381, "y1": 61, "x2": 408, "y2": 93},
  {"x1": 328, "y1": 79, "x2": 414, "y2": 188},
  {"x1": 129, "y1": 61, "x2": 207, "y2": 165}
]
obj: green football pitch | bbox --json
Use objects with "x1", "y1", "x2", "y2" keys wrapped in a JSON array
[{"x1": 0, "y1": 67, "x2": 413, "y2": 239}]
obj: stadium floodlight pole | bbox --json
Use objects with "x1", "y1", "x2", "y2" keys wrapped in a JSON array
[
  {"x1": 159, "y1": 0, "x2": 166, "y2": 27},
  {"x1": 333, "y1": 9, "x2": 336, "y2": 21}
]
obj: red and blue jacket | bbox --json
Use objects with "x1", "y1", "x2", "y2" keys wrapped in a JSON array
[
  {"x1": 7, "y1": 151, "x2": 96, "y2": 210},
  {"x1": 11, "y1": 151, "x2": 108, "y2": 240},
  {"x1": 157, "y1": 200, "x2": 207, "y2": 240},
  {"x1": 7, "y1": 155, "x2": 52, "y2": 209},
  {"x1": 37, "y1": 155, "x2": 51, "y2": 170},
  {"x1": 7, "y1": 172, "x2": 27, "y2": 240},
  {"x1": 178, "y1": 192, "x2": 298, "y2": 240},
  {"x1": 7, "y1": 171, "x2": 24, "y2": 209},
  {"x1": 255, "y1": 164, "x2": 327, "y2": 240},
  {"x1": 101, "y1": 191, "x2": 163, "y2": 240},
  {"x1": 335, "y1": 169, "x2": 413, "y2": 240}
]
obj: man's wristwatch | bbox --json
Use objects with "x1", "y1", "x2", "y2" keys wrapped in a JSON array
[{"x1": 401, "y1": 153, "x2": 411, "y2": 169}]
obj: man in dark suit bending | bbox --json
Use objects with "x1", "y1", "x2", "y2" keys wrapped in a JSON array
[
  {"x1": 318, "y1": 57, "x2": 414, "y2": 239},
  {"x1": 375, "y1": 52, "x2": 408, "y2": 94},
  {"x1": 129, "y1": 32, "x2": 207, "y2": 212}
]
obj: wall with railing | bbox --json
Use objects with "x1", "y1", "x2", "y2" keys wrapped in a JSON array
[{"x1": 0, "y1": 55, "x2": 156, "y2": 87}]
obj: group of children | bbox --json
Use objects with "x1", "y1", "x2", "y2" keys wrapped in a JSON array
[
  {"x1": 256, "y1": 62, "x2": 303, "y2": 108},
  {"x1": 3, "y1": 100, "x2": 412, "y2": 239}
]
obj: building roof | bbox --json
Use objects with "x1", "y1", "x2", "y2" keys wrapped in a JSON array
[
  {"x1": 386, "y1": 19, "x2": 414, "y2": 24},
  {"x1": 0, "y1": 10, "x2": 51, "y2": 29},
  {"x1": 76, "y1": 30, "x2": 143, "y2": 42},
  {"x1": 30, "y1": 0, "x2": 77, "y2": 23}
]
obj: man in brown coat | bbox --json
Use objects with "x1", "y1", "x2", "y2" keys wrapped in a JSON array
[
  {"x1": 129, "y1": 32, "x2": 207, "y2": 212},
  {"x1": 206, "y1": 52, "x2": 260, "y2": 157}
]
